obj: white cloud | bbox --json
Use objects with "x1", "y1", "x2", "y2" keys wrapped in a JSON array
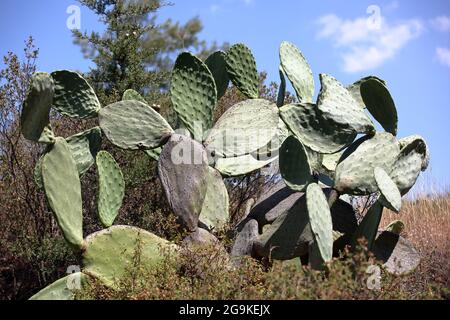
[
  {"x1": 210, "y1": 4, "x2": 221, "y2": 14},
  {"x1": 436, "y1": 47, "x2": 450, "y2": 67},
  {"x1": 316, "y1": 14, "x2": 424, "y2": 73},
  {"x1": 430, "y1": 16, "x2": 450, "y2": 32}
]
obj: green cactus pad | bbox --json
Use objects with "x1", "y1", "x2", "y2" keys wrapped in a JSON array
[
  {"x1": 204, "y1": 99, "x2": 279, "y2": 157},
  {"x1": 21, "y1": 72, "x2": 54, "y2": 142},
  {"x1": 82, "y1": 226, "x2": 177, "y2": 287},
  {"x1": 99, "y1": 100, "x2": 173, "y2": 150},
  {"x1": 280, "y1": 103, "x2": 356, "y2": 154},
  {"x1": 38, "y1": 125, "x2": 56, "y2": 145},
  {"x1": 305, "y1": 146, "x2": 324, "y2": 174},
  {"x1": 158, "y1": 134, "x2": 209, "y2": 232},
  {"x1": 279, "y1": 41, "x2": 314, "y2": 103},
  {"x1": 256, "y1": 117, "x2": 290, "y2": 159},
  {"x1": 306, "y1": 183, "x2": 333, "y2": 262},
  {"x1": 171, "y1": 52, "x2": 217, "y2": 135},
  {"x1": 317, "y1": 74, "x2": 375, "y2": 134},
  {"x1": 66, "y1": 127, "x2": 102, "y2": 176},
  {"x1": 347, "y1": 76, "x2": 387, "y2": 109},
  {"x1": 374, "y1": 167, "x2": 402, "y2": 213},
  {"x1": 390, "y1": 138, "x2": 427, "y2": 195},
  {"x1": 29, "y1": 272, "x2": 88, "y2": 300},
  {"x1": 398, "y1": 135, "x2": 429, "y2": 171},
  {"x1": 277, "y1": 66, "x2": 287, "y2": 107},
  {"x1": 122, "y1": 89, "x2": 147, "y2": 103},
  {"x1": 42, "y1": 138, "x2": 83, "y2": 250},
  {"x1": 334, "y1": 132, "x2": 400, "y2": 195},
  {"x1": 360, "y1": 77, "x2": 398, "y2": 135},
  {"x1": 279, "y1": 136, "x2": 313, "y2": 192},
  {"x1": 321, "y1": 150, "x2": 345, "y2": 178},
  {"x1": 51, "y1": 70, "x2": 101, "y2": 118},
  {"x1": 199, "y1": 167, "x2": 229, "y2": 230},
  {"x1": 96, "y1": 151, "x2": 125, "y2": 228},
  {"x1": 215, "y1": 153, "x2": 277, "y2": 177},
  {"x1": 144, "y1": 147, "x2": 162, "y2": 161},
  {"x1": 385, "y1": 220, "x2": 405, "y2": 235},
  {"x1": 225, "y1": 43, "x2": 259, "y2": 99},
  {"x1": 350, "y1": 200, "x2": 383, "y2": 251},
  {"x1": 205, "y1": 51, "x2": 229, "y2": 100},
  {"x1": 34, "y1": 156, "x2": 44, "y2": 190}
]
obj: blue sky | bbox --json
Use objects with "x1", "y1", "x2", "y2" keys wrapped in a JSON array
[{"x1": 0, "y1": 0, "x2": 449, "y2": 189}]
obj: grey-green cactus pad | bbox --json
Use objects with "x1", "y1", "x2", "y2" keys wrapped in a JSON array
[
  {"x1": 82, "y1": 226, "x2": 177, "y2": 287},
  {"x1": 351, "y1": 200, "x2": 383, "y2": 251},
  {"x1": 279, "y1": 41, "x2": 314, "y2": 103},
  {"x1": 145, "y1": 147, "x2": 162, "y2": 161},
  {"x1": 122, "y1": 89, "x2": 147, "y2": 103},
  {"x1": 21, "y1": 72, "x2": 54, "y2": 142},
  {"x1": 214, "y1": 153, "x2": 277, "y2": 177},
  {"x1": 347, "y1": 76, "x2": 387, "y2": 109},
  {"x1": 306, "y1": 183, "x2": 333, "y2": 262},
  {"x1": 204, "y1": 99, "x2": 279, "y2": 157},
  {"x1": 96, "y1": 151, "x2": 125, "y2": 228},
  {"x1": 171, "y1": 52, "x2": 217, "y2": 134},
  {"x1": 279, "y1": 136, "x2": 313, "y2": 192},
  {"x1": 42, "y1": 138, "x2": 83, "y2": 250},
  {"x1": 158, "y1": 134, "x2": 208, "y2": 231},
  {"x1": 398, "y1": 135, "x2": 429, "y2": 171},
  {"x1": 334, "y1": 133, "x2": 400, "y2": 195},
  {"x1": 225, "y1": 43, "x2": 259, "y2": 99},
  {"x1": 256, "y1": 117, "x2": 290, "y2": 159},
  {"x1": 277, "y1": 66, "x2": 287, "y2": 107},
  {"x1": 360, "y1": 77, "x2": 398, "y2": 135},
  {"x1": 374, "y1": 167, "x2": 402, "y2": 213},
  {"x1": 99, "y1": 100, "x2": 173, "y2": 150},
  {"x1": 205, "y1": 51, "x2": 229, "y2": 100},
  {"x1": 280, "y1": 103, "x2": 356, "y2": 154},
  {"x1": 29, "y1": 272, "x2": 88, "y2": 300},
  {"x1": 317, "y1": 74, "x2": 375, "y2": 134},
  {"x1": 66, "y1": 127, "x2": 102, "y2": 176},
  {"x1": 199, "y1": 167, "x2": 229, "y2": 230},
  {"x1": 51, "y1": 70, "x2": 101, "y2": 118}
]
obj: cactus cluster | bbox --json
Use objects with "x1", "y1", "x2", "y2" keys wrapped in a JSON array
[{"x1": 22, "y1": 41, "x2": 429, "y2": 300}]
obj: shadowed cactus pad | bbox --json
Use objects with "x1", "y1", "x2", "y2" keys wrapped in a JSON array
[
  {"x1": 51, "y1": 70, "x2": 101, "y2": 118},
  {"x1": 334, "y1": 133, "x2": 400, "y2": 195},
  {"x1": 66, "y1": 127, "x2": 102, "y2": 176},
  {"x1": 205, "y1": 51, "x2": 229, "y2": 100},
  {"x1": 306, "y1": 183, "x2": 333, "y2": 262},
  {"x1": 99, "y1": 100, "x2": 173, "y2": 150},
  {"x1": 279, "y1": 41, "x2": 314, "y2": 103},
  {"x1": 204, "y1": 99, "x2": 279, "y2": 157},
  {"x1": 225, "y1": 43, "x2": 259, "y2": 99},
  {"x1": 171, "y1": 52, "x2": 217, "y2": 135},
  {"x1": 279, "y1": 136, "x2": 313, "y2": 192},
  {"x1": 318, "y1": 74, "x2": 375, "y2": 134},
  {"x1": 21, "y1": 72, "x2": 54, "y2": 142},
  {"x1": 82, "y1": 226, "x2": 177, "y2": 287},
  {"x1": 42, "y1": 138, "x2": 83, "y2": 250},
  {"x1": 374, "y1": 167, "x2": 402, "y2": 213},
  {"x1": 158, "y1": 134, "x2": 209, "y2": 232},
  {"x1": 96, "y1": 151, "x2": 125, "y2": 228},
  {"x1": 351, "y1": 200, "x2": 384, "y2": 251},
  {"x1": 280, "y1": 103, "x2": 356, "y2": 154}
]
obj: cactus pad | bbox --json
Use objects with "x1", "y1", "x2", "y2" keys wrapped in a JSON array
[
  {"x1": 42, "y1": 138, "x2": 83, "y2": 250},
  {"x1": 347, "y1": 76, "x2": 386, "y2": 109},
  {"x1": 122, "y1": 89, "x2": 147, "y2": 103},
  {"x1": 158, "y1": 134, "x2": 208, "y2": 231},
  {"x1": 279, "y1": 136, "x2": 313, "y2": 192},
  {"x1": 225, "y1": 44, "x2": 259, "y2": 99},
  {"x1": 30, "y1": 272, "x2": 88, "y2": 300},
  {"x1": 360, "y1": 77, "x2": 398, "y2": 135},
  {"x1": 351, "y1": 200, "x2": 383, "y2": 251},
  {"x1": 51, "y1": 70, "x2": 101, "y2": 118},
  {"x1": 279, "y1": 41, "x2": 314, "y2": 103},
  {"x1": 334, "y1": 133, "x2": 400, "y2": 195},
  {"x1": 66, "y1": 127, "x2": 102, "y2": 176},
  {"x1": 204, "y1": 99, "x2": 279, "y2": 157},
  {"x1": 145, "y1": 147, "x2": 162, "y2": 161},
  {"x1": 398, "y1": 135, "x2": 429, "y2": 170},
  {"x1": 199, "y1": 167, "x2": 229, "y2": 230},
  {"x1": 205, "y1": 51, "x2": 229, "y2": 100},
  {"x1": 277, "y1": 66, "x2": 287, "y2": 107},
  {"x1": 385, "y1": 220, "x2": 405, "y2": 235},
  {"x1": 306, "y1": 183, "x2": 333, "y2": 262},
  {"x1": 280, "y1": 103, "x2": 356, "y2": 154},
  {"x1": 96, "y1": 151, "x2": 125, "y2": 228},
  {"x1": 374, "y1": 167, "x2": 402, "y2": 213},
  {"x1": 82, "y1": 226, "x2": 177, "y2": 287},
  {"x1": 215, "y1": 153, "x2": 276, "y2": 177},
  {"x1": 318, "y1": 74, "x2": 375, "y2": 134},
  {"x1": 21, "y1": 72, "x2": 54, "y2": 142},
  {"x1": 99, "y1": 100, "x2": 173, "y2": 150},
  {"x1": 171, "y1": 52, "x2": 217, "y2": 134}
]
